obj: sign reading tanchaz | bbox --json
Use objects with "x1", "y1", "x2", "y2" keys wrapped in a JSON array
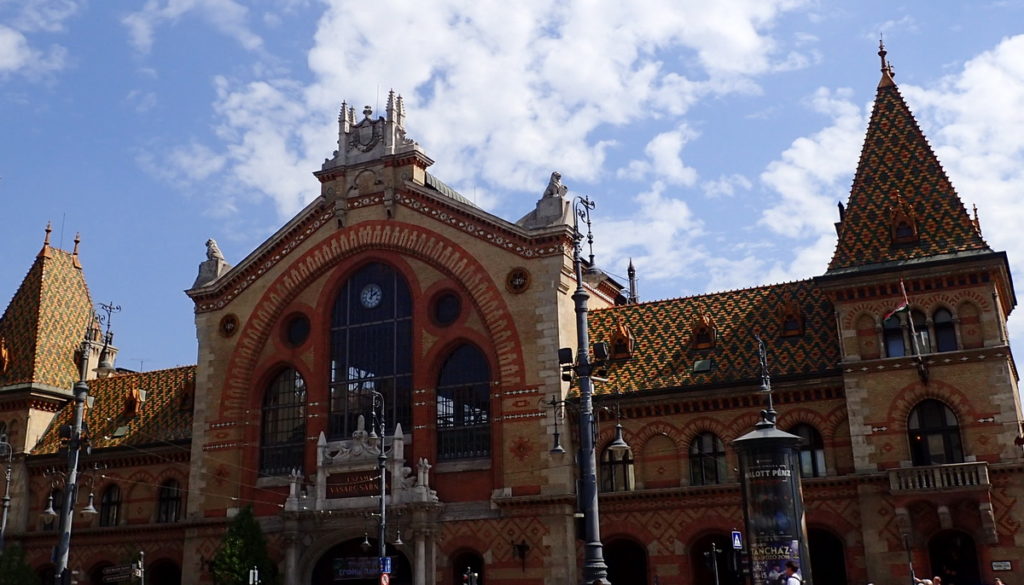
[{"x1": 327, "y1": 470, "x2": 379, "y2": 499}]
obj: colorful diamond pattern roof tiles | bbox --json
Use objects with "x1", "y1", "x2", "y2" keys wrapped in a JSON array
[
  {"x1": 587, "y1": 280, "x2": 840, "y2": 394},
  {"x1": 0, "y1": 248, "x2": 93, "y2": 389},
  {"x1": 33, "y1": 365, "x2": 196, "y2": 455},
  {"x1": 827, "y1": 73, "x2": 989, "y2": 273}
]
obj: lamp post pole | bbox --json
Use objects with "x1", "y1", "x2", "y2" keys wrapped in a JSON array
[
  {"x1": 54, "y1": 335, "x2": 91, "y2": 585},
  {"x1": 0, "y1": 436, "x2": 12, "y2": 552},
  {"x1": 371, "y1": 391, "x2": 388, "y2": 580},
  {"x1": 570, "y1": 195, "x2": 610, "y2": 585}
]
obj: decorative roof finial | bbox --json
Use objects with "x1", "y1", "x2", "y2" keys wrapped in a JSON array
[
  {"x1": 38, "y1": 222, "x2": 54, "y2": 259},
  {"x1": 72, "y1": 232, "x2": 82, "y2": 268},
  {"x1": 972, "y1": 203, "x2": 983, "y2": 236},
  {"x1": 878, "y1": 36, "x2": 887, "y2": 73}
]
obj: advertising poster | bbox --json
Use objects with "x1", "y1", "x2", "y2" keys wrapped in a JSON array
[{"x1": 740, "y1": 448, "x2": 807, "y2": 585}]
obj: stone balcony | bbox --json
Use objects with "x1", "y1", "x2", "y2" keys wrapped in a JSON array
[{"x1": 888, "y1": 461, "x2": 990, "y2": 493}]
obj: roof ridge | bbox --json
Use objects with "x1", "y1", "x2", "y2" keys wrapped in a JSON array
[{"x1": 591, "y1": 278, "x2": 815, "y2": 312}]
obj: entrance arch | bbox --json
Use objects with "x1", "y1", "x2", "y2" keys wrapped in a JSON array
[
  {"x1": 606, "y1": 538, "x2": 648, "y2": 585},
  {"x1": 450, "y1": 550, "x2": 484, "y2": 585},
  {"x1": 928, "y1": 530, "x2": 980, "y2": 585},
  {"x1": 809, "y1": 528, "x2": 847, "y2": 585},
  {"x1": 311, "y1": 538, "x2": 412, "y2": 585},
  {"x1": 690, "y1": 533, "x2": 743, "y2": 585}
]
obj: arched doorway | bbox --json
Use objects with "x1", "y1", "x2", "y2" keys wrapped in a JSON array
[
  {"x1": 148, "y1": 559, "x2": 183, "y2": 585},
  {"x1": 809, "y1": 528, "x2": 847, "y2": 585},
  {"x1": 451, "y1": 550, "x2": 484, "y2": 585},
  {"x1": 691, "y1": 533, "x2": 743, "y2": 585},
  {"x1": 928, "y1": 530, "x2": 980, "y2": 585},
  {"x1": 606, "y1": 538, "x2": 648, "y2": 585},
  {"x1": 311, "y1": 538, "x2": 412, "y2": 585}
]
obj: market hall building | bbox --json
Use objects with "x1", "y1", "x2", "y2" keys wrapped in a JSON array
[{"x1": 1, "y1": 49, "x2": 1022, "y2": 585}]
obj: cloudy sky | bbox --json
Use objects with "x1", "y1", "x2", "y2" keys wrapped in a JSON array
[{"x1": 2, "y1": 0, "x2": 1023, "y2": 371}]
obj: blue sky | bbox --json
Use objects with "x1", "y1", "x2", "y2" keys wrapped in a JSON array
[{"x1": 2, "y1": 0, "x2": 1024, "y2": 372}]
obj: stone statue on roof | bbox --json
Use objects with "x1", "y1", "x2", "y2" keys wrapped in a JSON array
[
  {"x1": 206, "y1": 238, "x2": 225, "y2": 261},
  {"x1": 542, "y1": 172, "x2": 568, "y2": 199},
  {"x1": 191, "y1": 238, "x2": 232, "y2": 289}
]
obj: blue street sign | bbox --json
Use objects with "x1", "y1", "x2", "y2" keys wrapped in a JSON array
[
  {"x1": 731, "y1": 530, "x2": 743, "y2": 550},
  {"x1": 380, "y1": 556, "x2": 392, "y2": 574}
]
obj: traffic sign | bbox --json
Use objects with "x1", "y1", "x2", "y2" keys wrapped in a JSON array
[
  {"x1": 731, "y1": 530, "x2": 743, "y2": 550},
  {"x1": 380, "y1": 573, "x2": 390, "y2": 585},
  {"x1": 379, "y1": 556, "x2": 392, "y2": 574}
]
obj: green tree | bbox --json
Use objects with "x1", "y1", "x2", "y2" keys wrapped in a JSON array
[
  {"x1": 210, "y1": 506, "x2": 278, "y2": 585},
  {"x1": 0, "y1": 543, "x2": 41, "y2": 585}
]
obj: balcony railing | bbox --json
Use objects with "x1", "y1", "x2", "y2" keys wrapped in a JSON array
[{"x1": 889, "y1": 461, "x2": 990, "y2": 493}]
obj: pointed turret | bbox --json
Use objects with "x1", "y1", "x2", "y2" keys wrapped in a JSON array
[
  {"x1": 0, "y1": 226, "x2": 95, "y2": 391},
  {"x1": 826, "y1": 42, "x2": 989, "y2": 274}
]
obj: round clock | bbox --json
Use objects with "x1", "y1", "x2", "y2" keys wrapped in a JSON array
[{"x1": 360, "y1": 283, "x2": 383, "y2": 308}]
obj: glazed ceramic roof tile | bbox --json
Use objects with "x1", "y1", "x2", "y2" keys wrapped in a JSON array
[
  {"x1": 827, "y1": 70, "x2": 988, "y2": 273},
  {"x1": 33, "y1": 366, "x2": 196, "y2": 455},
  {"x1": 0, "y1": 248, "x2": 93, "y2": 390},
  {"x1": 587, "y1": 280, "x2": 840, "y2": 394}
]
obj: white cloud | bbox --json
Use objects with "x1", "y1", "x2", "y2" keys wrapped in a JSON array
[
  {"x1": 702, "y1": 173, "x2": 753, "y2": 198},
  {"x1": 618, "y1": 125, "x2": 700, "y2": 186},
  {"x1": 183, "y1": 0, "x2": 812, "y2": 223},
  {"x1": 759, "y1": 86, "x2": 865, "y2": 239},
  {"x1": 11, "y1": 0, "x2": 81, "y2": 33},
  {"x1": 122, "y1": 0, "x2": 262, "y2": 54},
  {"x1": 0, "y1": 24, "x2": 67, "y2": 76}
]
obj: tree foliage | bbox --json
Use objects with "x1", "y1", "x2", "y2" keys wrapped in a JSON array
[
  {"x1": 0, "y1": 543, "x2": 41, "y2": 585},
  {"x1": 210, "y1": 506, "x2": 278, "y2": 585}
]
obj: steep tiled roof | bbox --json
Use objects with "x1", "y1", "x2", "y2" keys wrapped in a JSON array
[
  {"x1": 0, "y1": 247, "x2": 93, "y2": 389},
  {"x1": 587, "y1": 280, "x2": 840, "y2": 394},
  {"x1": 33, "y1": 366, "x2": 195, "y2": 455},
  {"x1": 827, "y1": 66, "x2": 989, "y2": 273}
]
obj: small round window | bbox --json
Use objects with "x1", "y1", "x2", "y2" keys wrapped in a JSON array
[
  {"x1": 285, "y1": 314, "x2": 310, "y2": 347},
  {"x1": 433, "y1": 292, "x2": 461, "y2": 326}
]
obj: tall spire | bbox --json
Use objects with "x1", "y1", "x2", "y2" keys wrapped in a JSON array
[{"x1": 826, "y1": 45, "x2": 988, "y2": 274}]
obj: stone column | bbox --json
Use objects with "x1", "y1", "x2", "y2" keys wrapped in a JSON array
[
  {"x1": 284, "y1": 519, "x2": 300, "y2": 585},
  {"x1": 414, "y1": 529, "x2": 426, "y2": 585}
]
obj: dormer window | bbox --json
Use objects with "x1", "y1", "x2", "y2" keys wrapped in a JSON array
[
  {"x1": 889, "y1": 190, "x2": 919, "y2": 245},
  {"x1": 609, "y1": 319, "x2": 635, "y2": 359},
  {"x1": 777, "y1": 300, "x2": 804, "y2": 337},
  {"x1": 690, "y1": 311, "x2": 716, "y2": 350}
]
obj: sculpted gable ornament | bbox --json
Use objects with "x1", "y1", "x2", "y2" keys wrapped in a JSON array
[{"x1": 323, "y1": 90, "x2": 421, "y2": 169}]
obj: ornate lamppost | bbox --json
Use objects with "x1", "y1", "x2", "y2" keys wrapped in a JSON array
[
  {"x1": 0, "y1": 434, "x2": 12, "y2": 552},
  {"x1": 558, "y1": 194, "x2": 613, "y2": 585}
]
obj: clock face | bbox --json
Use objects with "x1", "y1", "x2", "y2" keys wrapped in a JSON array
[{"x1": 360, "y1": 283, "x2": 383, "y2": 308}]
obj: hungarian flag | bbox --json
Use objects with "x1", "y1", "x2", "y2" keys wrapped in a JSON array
[{"x1": 884, "y1": 279, "x2": 911, "y2": 320}]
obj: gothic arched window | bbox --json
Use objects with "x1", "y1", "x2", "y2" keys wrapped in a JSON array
[
  {"x1": 260, "y1": 368, "x2": 307, "y2": 476},
  {"x1": 933, "y1": 308, "x2": 957, "y2": 352},
  {"x1": 99, "y1": 485, "x2": 121, "y2": 527},
  {"x1": 790, "y1": 423, "x2": 826, "y2": 478},
  {"x1": 157, "y1": 479, "x2": 182, "y2": 523},
  {"x1": 689, "y1": 432, "x2": 726, "y2": 486},
  {"x1": 908, "y1": 399, "x2": 964, "y2": 466},
  {"x1": 883, "y1": 315, "x2": 905, "y2": 357},
  {"x1": 329, "y1": 263, "x2": 412, "y2": 439},
  {"x1": 600, "y1": 446, "x2": 635, "y2": 492},
  {"x1": 436, "y1": 344, "x2": 491, "y2": 460}
]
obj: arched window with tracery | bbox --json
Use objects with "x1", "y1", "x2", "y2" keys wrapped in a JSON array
[
  {"x1": 933, "y1": 308, "x2": 957, "y2": 352},
  {"x1": 329, "y1": 262, "x2": 412, "y2": 439},
  {"x1": 436, "y1": 344, "x2": 491, "y2": 460},
  {"x1": 157, "y1": 479, "x2": 182, "y2": 523},
  {"x1": 790, "y1": 423, "x2": 826, "y2": 477},
  {"x1": 260, "y1": 368, "x2": 307, "y2": 476},
  {"x1": 99, "y1": 485, "x2": 121, "y2": 527},
  {"x1": 600, "y1": 445, "x2": 635, "y2": 492},
  {"x1": 689, "y1": 432, "x2": 726, "y2": 485},
  {"x1": 908, "y1": 399, "x2": 964, "y2": 466}
]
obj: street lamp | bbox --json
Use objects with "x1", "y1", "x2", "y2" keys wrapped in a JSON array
[
  {"x1": 0, "y1": 434, "x2": 12, "y2": 552},
  {"x1": 367, "y1": 390, "x2": 391, "y2": 580},
  {"x1": 562, "y1": 194, "x2": 612, "y2": 585}
]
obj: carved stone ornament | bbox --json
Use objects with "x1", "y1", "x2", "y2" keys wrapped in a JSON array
[
  {"x1": 506, "y1": 267, "x2": 531, "y2": 293},
  {"x1": 219, "y1": 314, "x2": 239, "y2": 338},
  {"x1": 0, "y1": 336, "x2": 8, "y2": 374},
  {"x1": 348, "y1": 106, "x2": 384, "y2": 153}
]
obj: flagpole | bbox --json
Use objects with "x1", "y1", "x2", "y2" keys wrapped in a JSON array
[{"x1": 897, "y1": 279, "x2": 929, "y2": 382}]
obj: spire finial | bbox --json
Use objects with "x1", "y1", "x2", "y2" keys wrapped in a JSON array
[
  {"x1": 38, "y1": 222, "x2": 54, "y2": 259},
  {"x1": 72, "y1": 232, "x2": 82, "y2": 268},
  {"x1": 878, "y1": 36, "x2": 887, "y2": 72},
  {"x1": 44, "y1": 222, "x2": 52, "y2": 246}
]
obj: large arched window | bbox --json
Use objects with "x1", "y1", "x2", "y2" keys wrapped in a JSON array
[
  {"x1": 884, "y1": 315, "x2": 905, "y2": 357},
  {"x1": 908, "y1": 399, "x2": 964, "y2": 466},
  {"x1": 790, "y1": 423, "x2": 826, "y2": 478},
  {"x1": 99, "y1": 485, "x2": 121, "y2": 527},
  {"x1": 157, "y1": 479, "x2": 182, "y2": 523},
  {"x1": 600, "y1": 445, "x2": 635, "y2": 492},
  {"x1": 260, "y1": 368, "x2": 307, "y2": 476},
  {"x1": 436, "y1": 344, "x2": 491, "y2": 460},
  {"x1": 689, "y1": 432, "x2": 726, "y2": 486},
  {"x1": 933, "y1": 308, "x2": 957, "y2": 352},
  {"x1": 330, "y1": 262, "x2": 412, "y2": 438}
]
